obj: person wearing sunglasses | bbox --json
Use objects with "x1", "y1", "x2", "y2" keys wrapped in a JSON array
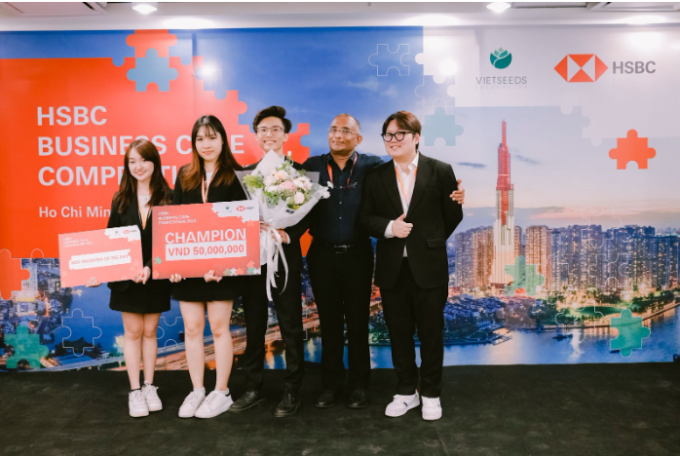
[{"x1": 358, "y1": 111, "x2": 464, "y2": 421}]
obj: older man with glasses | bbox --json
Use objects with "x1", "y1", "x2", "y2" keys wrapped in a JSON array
[{"x1": 296, "y1": 114, "x2": 466, "y2": 410}]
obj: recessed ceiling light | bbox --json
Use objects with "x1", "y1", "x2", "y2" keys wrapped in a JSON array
[
  {"x1": 487, "y1": 2, "x2": 511, "y2": 14},
  {"x1": 132, "y1": 2, "x2": 158, "y2": 15},
  {"x1": 624, "y1": 15, "x2": 666, "y2": 26}
]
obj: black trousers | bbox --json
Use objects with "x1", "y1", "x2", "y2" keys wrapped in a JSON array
[
  {"x1": 306, "y1": 240, "x2": 373, "y2": 391},
  {"x1": 241, "y1": 262, "x2": 304, "y2": 393},
  {"x1": 380, "y1": 258, "x2": 448, "y2": 398}
]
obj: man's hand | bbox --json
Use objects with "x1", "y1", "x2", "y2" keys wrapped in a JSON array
[
  {"x1": 133, "y1": 266, "x2": 151, "y2": 284},
  {"x1": 450, "y1": 179, "x2": 465, "y2": 205},
  {"x1": 392, "y1": 214, "x2": 413, "y2": 238},
  {"x1": 85, "y1": 277, "x2": 101, "y2": 288},
  {"x1": 276, "y1": 229, "x2": 290, "y2": 244}
]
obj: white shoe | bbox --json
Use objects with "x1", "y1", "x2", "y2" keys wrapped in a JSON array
[
  {"x1": 178, "y1": 390, "x2": 206, "y2": 418},
  {"x1": 421, "y1": 396, "x2": 442, "y2": 421},
  {"x1": 385, "y1": 391, "x2": 420, "y2": 417},
  {"x1": 129, "y1": 390, "x2": 149, "y2": 418},
  {"x1": 142, "y1": 383, "x2": 163, "y2": 412},
  {"x1": 195, "y1": 391, "x2": 233, "y2": 419}
]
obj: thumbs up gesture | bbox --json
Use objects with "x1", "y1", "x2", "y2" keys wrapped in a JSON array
[{"x1": 392, "y1": 214, "x2": 413, "y2": 238}]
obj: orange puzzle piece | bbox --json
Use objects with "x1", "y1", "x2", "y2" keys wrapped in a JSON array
[
  {"x1": 0, "y1": 249, "x2": 31, "y2": 299},
  {"x1": 609, "y1": 129, "x2": 656, "y2": 170},
  {"x1": 126, "y1": 30, "x2": 178, "y2": 58}
]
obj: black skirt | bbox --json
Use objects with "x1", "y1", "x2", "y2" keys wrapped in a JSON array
[
  {"x1": 171, "y1": 276, "x2": 246, "y2": 303},
  {"x1": 109, "y1": 280, "x2": 171, "y2": 314}
]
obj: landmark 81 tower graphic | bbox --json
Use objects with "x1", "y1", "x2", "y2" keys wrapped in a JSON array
[{"x1": 491, "y1": 120, "x2": 516, "y2": 284}]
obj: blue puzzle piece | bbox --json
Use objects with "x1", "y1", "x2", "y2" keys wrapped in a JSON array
[
  {"x1": 422, "y1": 107, "x2": 464, "y2": 147},
  {"x1": 55, "y1": 308, "x2": 103, "y2": 357},
  {"x1": 127, "y1": 48, "x2": 179, "y2": 92},
  {"x1": 193, "y1": 60, "x2": 227, "y2": 99},
  {"x1": 610, "y1": 309, "x2": 651, "y2": 357},
  {"x1": 368, "y1": 44, "x2": 410, "y2": 76},
  {"x1": 415, "y1": 75, "x2": 455, "y2": 106}
]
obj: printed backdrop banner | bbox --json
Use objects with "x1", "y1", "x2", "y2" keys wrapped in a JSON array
[{"x1": 0, "y1": 26, "x2": 678, "y2": 371}]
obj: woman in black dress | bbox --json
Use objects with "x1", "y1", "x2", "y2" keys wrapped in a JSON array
[
  {"x1": 170, "y1": 115, "x2": 246, "y2": 419},
  {"x1": 86, "y1": 138, "x2": 172, "y2": 418}
]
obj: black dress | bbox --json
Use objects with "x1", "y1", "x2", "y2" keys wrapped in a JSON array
[
  {"x1": 107, "y1": 196, "x2": 172, "y2": 314},
  {"x1": 170, "y1": 165, "x2": 248, "y2": 302}
]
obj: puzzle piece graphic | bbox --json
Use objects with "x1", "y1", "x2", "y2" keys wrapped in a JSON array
[
  {"x1": 505, "y1": 256, "x2": 545, "y2": 297},
  {"x1": 422, "y1": 106, "x2": 464, "y2": 147},
  {"x1": 126, "y1": 30, "x2": 178, "y2": 59},
  {"x1": 126, "y1": 48, "x2": 179, "y2": 92},
  {"x1": 608, "y1": 130, "x2": 656, "y2": 170},
  {"x1": 193, "y1": 57, "x2": 229, "y2": 99},
  {"x1": 168, "y1": 30, "x2": 194, "y2": 66},
  {"x1": 415, "y1": 75, "x2": 455, "y2": 107},
  {"x1": 368, "y1": 44, "x2": 410, "y2": 76},
  {"x1": 55, "y1": 308, "x2": 103, "y2": 357},
  {"x1": 610, "y1": 309, "x2": 650, "y2": 357},
  {"x1": 5, "y1": 326, "x2": 48, "y2": 369},
  {"x1": 157, "y1": 315, "x2": 185, "y2": 346},
  {"x1": 0, "y1": 249, "x2": 31, "y2": 300}
]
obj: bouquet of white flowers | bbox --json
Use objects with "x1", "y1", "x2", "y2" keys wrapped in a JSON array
[{"x1": 239, "y1": 151, "x2": 331, "y2": 300}]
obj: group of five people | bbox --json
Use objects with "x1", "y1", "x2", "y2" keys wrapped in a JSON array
[{"x1": 89, "y1": 106, "x2": 465, "y2": 422}]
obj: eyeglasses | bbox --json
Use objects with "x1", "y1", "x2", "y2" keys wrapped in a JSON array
[
  {"x1": 256, "y1": 126, "x2": 284, "y2": 135},
  {"x1": 328, "y1": 127, "x2": 356, "y2": 136},
  {"x1": 381, "y1": 131, "x2": 413, "y2": 142}
]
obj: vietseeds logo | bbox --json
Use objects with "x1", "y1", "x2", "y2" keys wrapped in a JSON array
[
  {"x1": 555, "y1": 54, "x2": 608, "y2": 82},
  {"x1": 490, "y1": 47, "x2": 512, "y2": 69}
]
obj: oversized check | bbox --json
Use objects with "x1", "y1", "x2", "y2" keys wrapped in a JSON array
[
  {"x1": 58, "y1": 226, "x2": 144, "y2": 287},
  {"x1": 152, "y1": 200, "x2": 261, "y2": 279}
]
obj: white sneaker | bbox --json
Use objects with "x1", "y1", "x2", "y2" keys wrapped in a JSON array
[
  {"x1": 142, "y1": 383, "x2": 163, "y2": 412},
  {"x1": 195, "y1": 391, "x2": 233, "y2": 419},
  {"x1": 178, "y1": 390, "x2": 206, "y2": 418},
  {"x1": 129, "y1": 390, "x2": 149, "y2": 418},
  {"x1": 421, "y1": 396, "x2": 442, "y2": 421},
  {"x1": 385, "y1": 391, "x2": 420, "y2": 417}
]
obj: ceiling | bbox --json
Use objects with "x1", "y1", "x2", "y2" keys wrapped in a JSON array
[{"x1": 1, "y1": 2, "x2": 680, "y2": 31}]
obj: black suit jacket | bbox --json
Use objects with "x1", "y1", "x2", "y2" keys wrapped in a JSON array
[
  {"x1": 106, "y1": 192, "x2": 170, "y2": 293},
  {"x1": 243, "y1": 158, "x2": 306, "y2": 272},
  {"x1": 358, "y1": 153, "x2": 463, "y2": 290}
]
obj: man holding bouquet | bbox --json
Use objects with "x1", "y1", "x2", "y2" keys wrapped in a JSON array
[
  {"x1": 231, "y1": 106, "x2": 311, "y2": 417},
  {"x1": 359, "y1": 111, "x2": 463, "y2": 421}
]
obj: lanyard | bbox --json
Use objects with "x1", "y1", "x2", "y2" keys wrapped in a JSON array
[
  {"x1": 327, "y1": 153, "x2": 357, "y2": 189},
  {"x1": 395, "y1": 165, "x2": 417, "y2": 206},
  {"x1": 201, "y1": 172, "x2": 213, "y2": 203},
  {"x1": 139, "y1": 204, "x2": 151, "y2": 230}
]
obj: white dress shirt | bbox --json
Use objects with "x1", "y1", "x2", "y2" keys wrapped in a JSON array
[{"x1": 384, "y1": 152, "x2": 419, "y2": 257}]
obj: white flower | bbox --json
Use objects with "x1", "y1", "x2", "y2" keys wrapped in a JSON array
[
  {"x1": 294, "y1": 192, "x2": 306, "y2": 205},
  {"x1": 263, "y1": 175, "x2": 276, "y2": 186},
  {"x1": 265, "y1": 184, "x2": 280, "y2": 193},
  {"x1": 274, "y1": 170, "x2": 289, "y2": 180}
]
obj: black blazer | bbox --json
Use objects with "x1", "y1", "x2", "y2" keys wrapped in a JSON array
[
  {"x1": 173, "y1": 164, "x2": 247, "y2": 206},
  {"x1": 106, "y1": 192, "x2": 170, "y2": 292},
  {"x1": 243, "y1": 158, "x2": 307, "y2": 272},
  {"x1": 358, "y1": 153, "x2": 463, "y2": 290}
]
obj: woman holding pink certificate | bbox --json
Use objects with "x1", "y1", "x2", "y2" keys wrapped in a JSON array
[
  {"x1": 169, "y1": 115, "x2": 246, "y2": 419},
  {"x1": 86, "y1": 138, "x2": 173, "y2": 418}
]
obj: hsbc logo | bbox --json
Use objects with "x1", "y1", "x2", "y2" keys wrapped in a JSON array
[
  {"x1": 555, "y1": 54, "x2": 656, "y2": 82},
  {"x1": 555, "y1": 54, "x2": 608, "y2": 82}
]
